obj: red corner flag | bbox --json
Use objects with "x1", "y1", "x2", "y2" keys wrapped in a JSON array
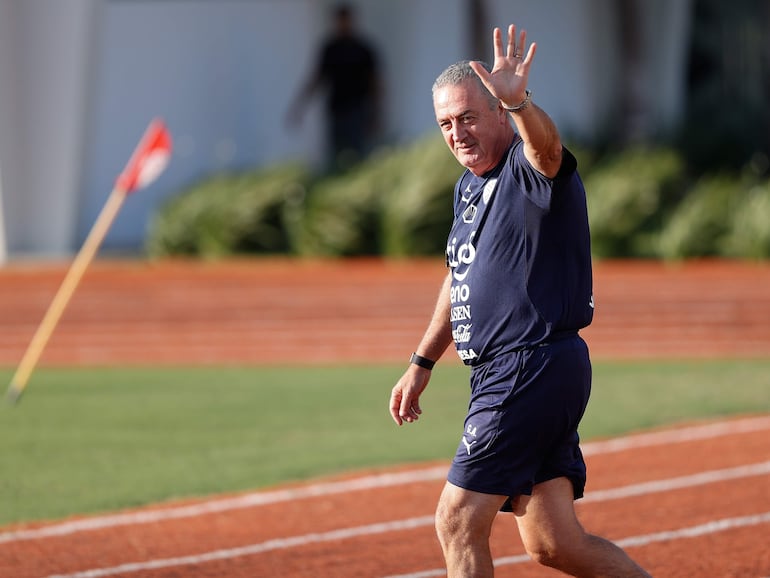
[{"x1": 115, "y1": 118, "x2": 172, "y2": 193}]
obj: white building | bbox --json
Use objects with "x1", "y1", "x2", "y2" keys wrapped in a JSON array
[{"x1": 0, "y1": 0, "x2": 692, "y2": 261}]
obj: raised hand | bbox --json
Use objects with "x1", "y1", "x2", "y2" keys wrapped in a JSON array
[{"x1": 469, "y1": 24, "x2": 535, "y2": 109}]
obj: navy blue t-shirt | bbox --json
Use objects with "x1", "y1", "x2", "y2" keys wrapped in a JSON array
[{"x1": 445, "y1": 139, "x2": 593, "y2": 365}]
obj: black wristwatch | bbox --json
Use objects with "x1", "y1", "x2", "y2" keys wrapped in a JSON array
[{"x1": 409, "y1": 352, "x2": 436, "y2": 370}]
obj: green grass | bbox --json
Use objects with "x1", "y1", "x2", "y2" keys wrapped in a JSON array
[{"x1": 0, "y1": 360, "x2": 768, "y2": 526}]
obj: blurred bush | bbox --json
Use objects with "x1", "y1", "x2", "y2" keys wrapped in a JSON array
[
  {"x1": 292, "y1": 150, "x2": 393, "y2": 257},
  {"x1": 148, "y1": 135, "x2": 460, "y2": 259},
  {"x1": 295, "y1": 134, "x2": 460, "y2": 257},
  {"x1": 147, "y1": 138, "x2": 770, "y2": 260},
  {"x1": 722, "y1": 180, "x2": 770, "y2": 258},
  {"x1": 146, "y1": 164, "x2": 308, "y2": 258},
  {"x1": 656, "y1": 174, "x2": 741, "y2": 259},
  {"x1": 380, "y1": 135, "x2": 461, "y2": 256},
  {"x1": 583, "y1": 147, "x2": 686, "y2": 258}
]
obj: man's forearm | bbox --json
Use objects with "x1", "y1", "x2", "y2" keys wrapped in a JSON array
[
  {"x1": 508, "y1": 102, "x2": 562, "y2": 178},
  {"x1": 413, "y1": 273, "x2": 454, "y2": 362}
]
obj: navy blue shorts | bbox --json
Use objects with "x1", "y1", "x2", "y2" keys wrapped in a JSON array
[{"x1": 447, "y1": 335, "x2": 591, "y2": 511}]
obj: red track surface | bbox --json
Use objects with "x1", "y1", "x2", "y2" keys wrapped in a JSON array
[
  {"x1": 1, "y1": 258, "x2": 769, "y2": 365},
  {"x1": 0, "y1": 258, "x2": 769, "y2": 577}
]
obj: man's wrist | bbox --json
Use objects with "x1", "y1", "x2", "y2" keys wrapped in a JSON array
[
  {"x1": 409, "y1": 352, "x2": 436, "y2": 370},
  {"x1": 501, "y1": 89, "x2": 532, "y2": 113}
]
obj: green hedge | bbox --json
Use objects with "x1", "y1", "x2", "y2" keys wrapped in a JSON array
[
  {"x1": 722, "y1": 179, "x2": 770, "y2": 258},
  {"x1": 584, "y1": 147, "x2": 686, "y2": 258},
  {"x1": 292, "y1": 146, "x2": 402, "y2": 257},
  {"x1": 147, "y1": 134, "x2": 461, "y2": 258},
  {"x1": 379, "y1": 135, "x2": 461, "y2": 256},
  {"x1": 288, "y1": 134, "x2": 461, "y2": 257},
  {"x1": 147, "y1": 140, "x2": 770, "y2": 260},
  {"x1": 146, "y1": 164, "x2": 308, "y2": 258},
  {"x1": 656, "y1": 174, "x2": 740, "y2": 259}
]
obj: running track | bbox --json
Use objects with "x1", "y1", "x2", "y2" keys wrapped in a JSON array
[
  {"x1": 0, "y1": 259, "x2": 769, "y2": 576},
  {"x1": 1, "y1": 416, "x2": 768, "y2": 577}
]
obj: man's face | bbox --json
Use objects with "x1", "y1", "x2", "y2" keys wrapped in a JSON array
[{"x1": 433, "y1": 80, "x2": 508, "y2": 176}]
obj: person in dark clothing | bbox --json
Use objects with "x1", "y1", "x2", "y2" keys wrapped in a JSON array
[
  {"x1": 389, "y1": 24, "x2": 651, "y2": 578},
  {"x1": 287, "y1": 4, "x2": 381, "y2": 171}
]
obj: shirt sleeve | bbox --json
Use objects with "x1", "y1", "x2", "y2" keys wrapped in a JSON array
[{"x1": 510, "y1": 143, "x2": 579, "y2": 211}]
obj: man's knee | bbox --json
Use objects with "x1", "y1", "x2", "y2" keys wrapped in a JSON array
[
  {"x1": 523, "y1": 535, "x2": 573, "y2": 569},
  {"x1": 515, "y1": 478, "x2": 587, "y2": 570},
  {"x1": 434, "y1": 484, "x2": 502, "y2": 548},
  {"x1": 434, "y1": 496, "x2": 459, "y2": 547}
]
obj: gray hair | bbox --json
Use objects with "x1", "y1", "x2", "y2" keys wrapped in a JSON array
[{"x1": 432, "y1": 60, "x2": 498, "y2": 110}]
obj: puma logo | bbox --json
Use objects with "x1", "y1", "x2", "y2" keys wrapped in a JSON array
[
  {"x1": 461, "y1": 183, "x2": 472, "y2": 203},
  {"x1": 462, "y1": 436, "x2": 477, "y2": 455}
]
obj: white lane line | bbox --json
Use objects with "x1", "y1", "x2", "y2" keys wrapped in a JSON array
[
  {"x1": 2, "y1": 414, "x2": 769, "y2": 545},
  {"x1": 383, "y1": 512, "x2": 770, "y2": 578},
  {"x1": 581, "y1": 415, "x2": 770, "y2": 456},
  {"x1": 0, "y1": 467, "x2": 447, "y2": 545},
  {"x1": 48, "y1": 510, "x2": 770, "y2": 578},
  {"x1": 46, "y1": 516, "x2": 437, "y2": 578},
  {"x1": 42, "y1": 461, "x2": 770, "y2": 578},
  {"x1": 582, "y1": 460, "x2": 770, "y2": 503}
]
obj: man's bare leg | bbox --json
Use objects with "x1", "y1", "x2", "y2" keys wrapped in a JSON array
[
  {"x1": 434, "y1": 482, "x2": 507, "y2": 578},
  {"x1": 515, "y1": 477, "x2": 652, "y2": 577}
]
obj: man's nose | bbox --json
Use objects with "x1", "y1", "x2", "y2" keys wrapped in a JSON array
[{"x1": 451, "y1": 122, "x2": 466, "y2": 142}]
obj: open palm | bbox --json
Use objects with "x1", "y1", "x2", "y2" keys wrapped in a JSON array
[{"x1": 470, "y1": 24, "x2": 535, "y2": 108}]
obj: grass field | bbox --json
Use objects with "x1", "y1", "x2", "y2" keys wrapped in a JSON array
[{"x1": 1, "y1": 359, "x2": 768, "y2": 526}]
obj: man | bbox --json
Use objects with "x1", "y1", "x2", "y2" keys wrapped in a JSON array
[
  {"x1": 389, "y1": 25, "x2": 651, "y2": 578},
  {"x1": 287, "y1": 3, "x2": 381, "y2": 171}
]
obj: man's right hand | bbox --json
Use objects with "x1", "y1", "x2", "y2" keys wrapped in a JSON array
[{"x1": 389, "y1": 366, "x2": 431, "y2": 425}]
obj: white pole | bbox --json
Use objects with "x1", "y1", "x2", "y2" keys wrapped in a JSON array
[
  {"x1": 5, "y1": 118, "x2": 170, "y2": 405},
  {"x1": 0, "y1": 165, "x2": 7, "y2": 266},
  {"x1": 5, "y1": 187, "x2": 128, "y2": 404}
]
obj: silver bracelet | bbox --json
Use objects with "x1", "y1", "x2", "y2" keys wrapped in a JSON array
[{"x1": 501, "y1": 89, "x2": 532, "y2": 113}]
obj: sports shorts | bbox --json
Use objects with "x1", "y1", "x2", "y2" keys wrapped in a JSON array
[{"x1": 446, "y1": 334, "x2": 591, "y2": 512}]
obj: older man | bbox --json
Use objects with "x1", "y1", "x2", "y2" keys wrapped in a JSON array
[{"x1": 389, "y1": 25, "x2": 650, "y2": 578}]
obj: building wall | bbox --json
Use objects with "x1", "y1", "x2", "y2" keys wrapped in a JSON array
[
  {"x1": 0, "y1": 0, "x2": 94, "y2": 258},
  {"x1": 79, "y1": 0, "x2": 319, "y2": 250},
  {"x1": 0, "y1": 0, "x2": 692, "y2": 258}
]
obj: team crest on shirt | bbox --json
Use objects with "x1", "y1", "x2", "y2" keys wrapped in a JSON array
[{"x1": 462, "y1": 204, "x2": 477, "y2": 223}]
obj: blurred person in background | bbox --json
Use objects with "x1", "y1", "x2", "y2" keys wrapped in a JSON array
[
  {"x1": 389, "y1": 24, "x2": 651, "y2": 578},
  {"x1": 287, "y1": 3, "x2": 382, "y2": 172}
]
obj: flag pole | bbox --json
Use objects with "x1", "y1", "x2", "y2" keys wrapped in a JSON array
[
  {"x1": 5, "y1": 187, "x2": 128, "y2": 404},
  {"x1": 6, "y1": 119, "x2": 171, "y2": 405}
]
